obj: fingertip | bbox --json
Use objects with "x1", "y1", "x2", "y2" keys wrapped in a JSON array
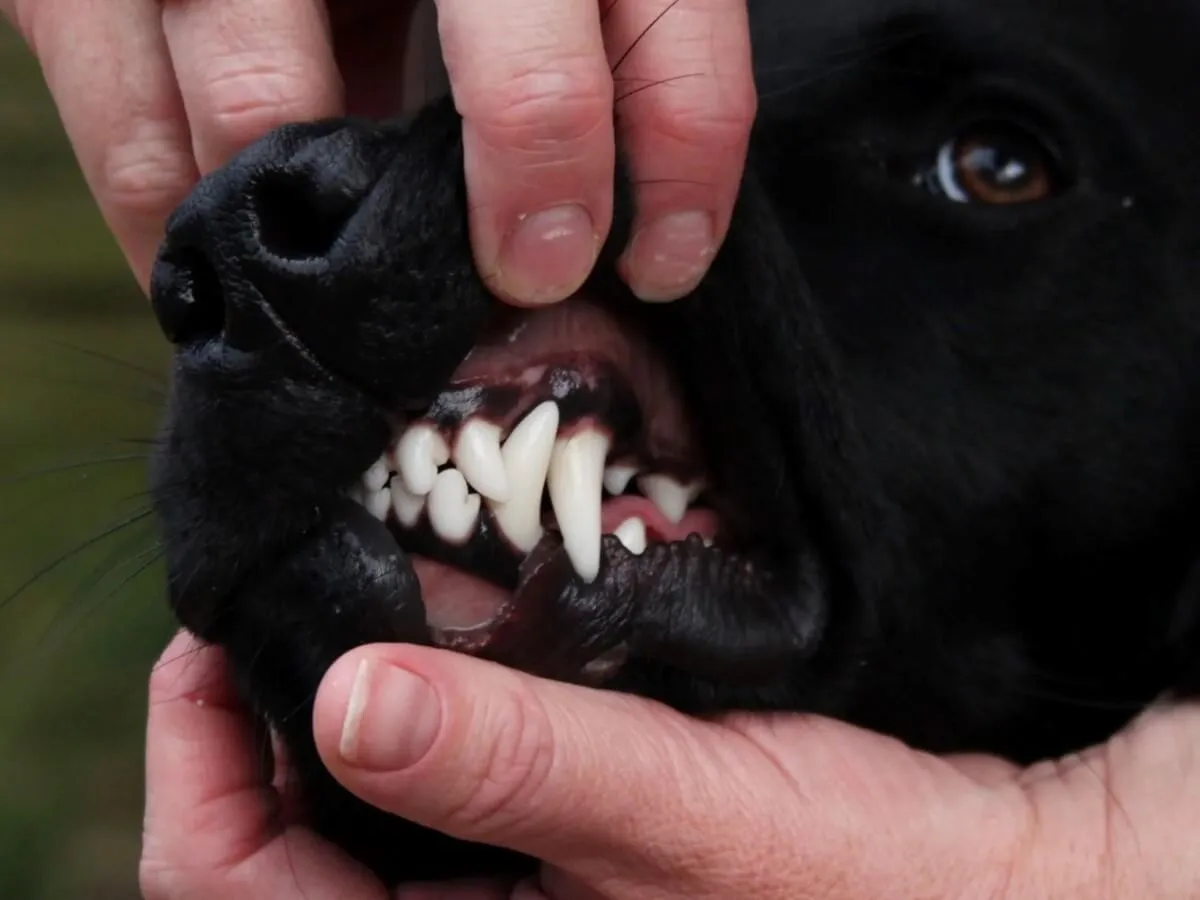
[
  {"x1": 313, "y1": 644, "x2": 448, "y2": 778},
  {"x1": 603, "y1": 0, "x2": 756, "y2": 302},
  {"x1": 439, "y1": 0, "x2": 615, "y2": 306},
  {"x1": 148, "y1": 629, "x2": 234, "y2": 709},
  {"x1": 480, "y1": 201, "x2": 603, "y2": 307},
  {"x1": 617, "y1": 208, "x2": 717, "y2": 302}
]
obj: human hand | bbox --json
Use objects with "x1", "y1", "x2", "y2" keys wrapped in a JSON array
[
  {"x1": 140, "y1": 631, "x2": 516, "y2": 899},
  {"x1": 1, "y1": 0, "x2": 755, "y2": 305},
  {"x1": 305, "y1": 642, "x2": 1200, "y2": 899}
]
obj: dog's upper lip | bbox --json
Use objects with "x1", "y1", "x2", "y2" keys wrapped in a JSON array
[{"x1": 440, "y1": 293, "x2": 702, "y2": 467}]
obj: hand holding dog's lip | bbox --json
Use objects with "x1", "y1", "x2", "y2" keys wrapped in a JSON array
[
  {"x1": 311, "y1": 642, "x2": 1194, "y2": 900},
  {"x1": 438, "y1": 0, "x2": 755, "y2": 308},
  {"x1": 0, "y1": 0, "x2": 752, "y2": 303}
]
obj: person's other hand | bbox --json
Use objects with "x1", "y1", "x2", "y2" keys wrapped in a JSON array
[
  {"x1": 0, "y1": 0, "x2": 755, "y2": 306},
  {"x1": 140, "y1": 632, "x2": 513, "y2": 899},
  {"x1": 310, "y1": 642, "x2": 1200, "y2": 898}
]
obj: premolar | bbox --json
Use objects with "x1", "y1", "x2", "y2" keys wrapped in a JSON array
[
  {"x1": 603, "y1": 463, "x2": 638, "y2": 495},
  {"x1": 612, "y1": 517, "x2": 647, "y2": 555},
  {"x1": 637, "y1": 474, "x2": 704, "y2": 525},
  {"x1": 453, "y1": 418, "x2": 510, "y2": 502},
  {"x1": 428, "y1": 469, "x2": 480, "y2": 543},
  {"x1": 390, "y1": 479, "x2": 425, "y2": 528},
  {"x1": 394, "y1": 423, "x2": 450, "y2": 495}
]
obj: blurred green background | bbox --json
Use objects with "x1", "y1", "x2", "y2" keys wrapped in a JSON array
[{"x1": 0, "y1": 22, "x2": 176, "y2": 900}]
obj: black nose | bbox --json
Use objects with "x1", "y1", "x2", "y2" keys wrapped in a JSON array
[
  {"x1": 150, "y1": 244, "x2": 225, "y2": 345},
  {"x1": 147, "y1": 123, "x2": 376, "y2": 347}
]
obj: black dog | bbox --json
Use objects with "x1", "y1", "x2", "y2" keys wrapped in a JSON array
[{"x1": 146, "y1": 0, "x2": 1200, "y2": 886}]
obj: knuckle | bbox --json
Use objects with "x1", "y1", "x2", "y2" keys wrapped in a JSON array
[
  {"x1": 461, "y1": 60, "x2": 613, "y2": 150},
  {"x1": 635, "y1": 75, "x2": 756, "y2": 149},
  {"x1": 101, "y1": 123, "x2": 195, "y2": 221},
  {"x1": 444, "y1": 683, "x2": 559, "y2": 840},
  {"x1": 199, "y1": 59, "x2": 331, "y2": 157}
]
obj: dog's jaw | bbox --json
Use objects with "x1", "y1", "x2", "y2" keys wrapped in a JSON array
[{"x1": 145, "y1": 0, "x2": 1200, "y2": 885}]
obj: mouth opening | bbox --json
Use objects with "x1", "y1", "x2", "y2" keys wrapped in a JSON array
[{"x1": 347, "y1": 293, "x2": 740, "y2": 661}]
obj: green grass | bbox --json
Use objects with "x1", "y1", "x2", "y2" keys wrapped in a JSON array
[{"x1": 0, "y1": 22, "x2": 176, "y2": 899}]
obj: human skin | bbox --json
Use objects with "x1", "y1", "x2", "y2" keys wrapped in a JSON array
[
  {"x1": 139, "y1": 631, "x2": 1199, "y2": 899},
  {"x1": 7, "y1": 1, "x2": 1198, "y2": 895},
  {"x1": 0, "y1": 0, "x2": 755, "y2": 306}
]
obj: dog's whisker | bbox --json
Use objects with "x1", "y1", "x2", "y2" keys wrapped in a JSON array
[
  {"x1": 614, "y1": 73, "x2": 705, "y2": 104},
  {"x1": 0, "y1": 453, "x2": 149, "y2": 487},
  {"x1": 609, "y1": 0, "x2": 683, "y2": 77},
  {"x1": 0, "y1": 507, "x2": 156, "y2": 615}
]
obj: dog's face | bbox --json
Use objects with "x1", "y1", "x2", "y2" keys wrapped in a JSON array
[{"x1": 147, "y1": 0, "x2": 1200, "y2": 883}]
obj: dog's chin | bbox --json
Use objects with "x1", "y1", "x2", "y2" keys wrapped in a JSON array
[{"x1": 344, "y1": 292, "x2": 762, "y2": 677}]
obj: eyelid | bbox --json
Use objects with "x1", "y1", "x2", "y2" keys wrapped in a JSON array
[{"x1": 938, "y1": 79, "x2": 1077, "y2": 176}]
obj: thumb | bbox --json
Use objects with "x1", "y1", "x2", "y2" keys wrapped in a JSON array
[{"x1": 311, "y1": 643, "x2": 771, "y2": 876}]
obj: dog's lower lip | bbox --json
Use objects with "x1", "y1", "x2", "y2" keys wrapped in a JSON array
[{"x1": 410, "y1": 556, "x2": 510, "y2": 633}]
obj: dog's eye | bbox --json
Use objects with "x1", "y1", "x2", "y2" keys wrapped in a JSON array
[{"x1": 924, "y1": 122, "x2": 1061, "y2": 205}]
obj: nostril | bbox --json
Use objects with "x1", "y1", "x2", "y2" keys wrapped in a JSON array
[
  {"x1": 150, "y1": 247, "x2": 226, "y2": 345},
  {"x1": 249, "y1": 169, "x2": 356, "y2": 262}
]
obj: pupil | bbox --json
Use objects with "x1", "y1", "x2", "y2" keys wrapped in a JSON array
[{"x1": 961, "y1": 140, "x2": 1032, "y2": 189}]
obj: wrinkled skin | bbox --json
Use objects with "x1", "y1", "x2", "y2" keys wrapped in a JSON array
[{"x1": 147, "y1": 0, "x2": 1200, "y2": 886}]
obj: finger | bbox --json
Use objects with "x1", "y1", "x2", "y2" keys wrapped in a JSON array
[
  {"x1": 394, "y1": 879, "x2": 516, "y2": 900},
  {"x1": 162, "y1": 0, "x2": 343, "y2": 174},
  {"x1": 312, "y1": 644, "x2": 777, "y2": 877},
  {"x1": 604, "y1": 0, "x2": 756, "y2": 301},
  {"x1": 435, "y1": 0, "x2": 614, "y2": 307},
  {"x1": 9, "y1": 0, "x2": 199, "y2": 290},
  {"x1": 142, "y1": 631, "x2": 385, "y2": 899},
  {"x1": 142, "y1": 631, "x2": 280, "y2": 875}
]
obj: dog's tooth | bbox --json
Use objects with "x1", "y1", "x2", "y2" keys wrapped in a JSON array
[
  {"x1": 346, "y1": 484, "x2": 367, "y2": 507},
  {"x1": 612, "y1": 517, "x2": 647, "y2": 556},
  {"x1": 394, "y1": 423, "x2": 449, "y2": 496},
  {"x1": 427, "y1": 469, "x2": 480, "y2": 543},
  {"x1": 603, "y1": 463, "x2": 638, "y2": 495},
  {"x1": 453, "y1": 419, "x2": 510, "y2": 503},
  {"x1": 548, "y1": 427, "x2": 610, "y2": 583},
  {"x1": 366, "y1": 487, "x2": 391, "y2": 521},
  {"x1": 390, "y1": 479, "x2": 425, "y2": 529},
  {"x1": 487, "y1": 401, "x2": 559, "y2": 553},
  {"x1": 637, "y1": 474, "x2": 704, "y2": 525},
  {"x1": 363, "y1": 458, "x2": 391, "y2": 493}
]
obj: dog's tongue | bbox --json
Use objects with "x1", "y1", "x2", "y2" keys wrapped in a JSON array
[{"x1": 416, "y1": 496, "x2": 719, "y2": 633}]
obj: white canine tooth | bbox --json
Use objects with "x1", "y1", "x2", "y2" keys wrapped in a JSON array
[
  {"x1": 637, "y1": 474, "x2": 704, "y2": 525},
  {"x1": 390, "y1": 480, "x2": 425, "y2": 529},
  {"x1": 548, "y1": 428, "x2": 611, "y2": 583},
  {"x1": 453, "y1": 419, "x2": 510, "y2": 502},
  {"x1": 394, "y1": 423, "x2": 450, "y2": 496},
  {"x1": 612, "y1": 517, "x2": 647, "y2": 556},
  {"x1": 363, "y1": 458, "x2": 391, "y2": 493},
  {"x1": 366, "y1": 488, "x2": 391, "y2": 521},
  {"x1": 603, "y1": 463, "x2": 638, "y2": 495},
  {"x1": 427, "y1": 468, "x2": 480, "y2": 543},
  {"x1": 487, "y1": 401, "x2": 559, "y2": 553}
]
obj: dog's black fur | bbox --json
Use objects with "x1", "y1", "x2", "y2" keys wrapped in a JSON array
[{"x1": 147, "y1": 0, "x2": 1200, "y2": 885}]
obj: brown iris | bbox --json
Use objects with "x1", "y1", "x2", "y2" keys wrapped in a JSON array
[{"x1": 940, "y1": 124, "x2": 1057, "y2": 205}]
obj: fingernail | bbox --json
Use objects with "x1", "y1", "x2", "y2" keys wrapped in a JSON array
[
  {"x1": 623, "y1": 210, "x2": 715, "y2": 302},
  {"x1": 339, "y1": 659, "x2": 441, "y2": 771},
  {"x1": 495, "y1": 204, "x2": 599, "y2": 305}
]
